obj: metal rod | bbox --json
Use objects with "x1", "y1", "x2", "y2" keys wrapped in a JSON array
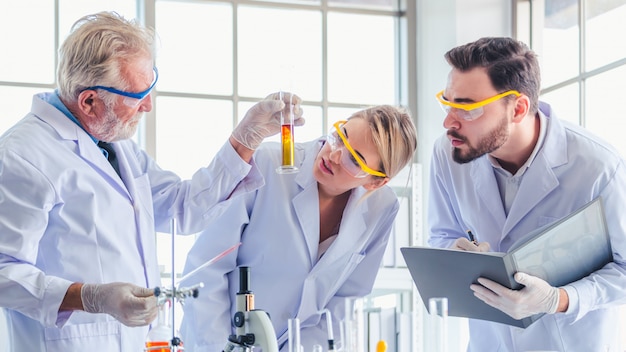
[{"x1": 170, "y1": 218, "x2": 176, "y2": 349}]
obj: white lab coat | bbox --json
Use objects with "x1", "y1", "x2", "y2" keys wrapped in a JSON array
[
  {"x1": 179, "y1": 138, "x2": 399, "y2": 352},
  {"x1": 0, "y1": 93, "x2": 263, "y2": 352},
  {"x1": 428, "y1": 102, "x2": 626, "y2": 351}
]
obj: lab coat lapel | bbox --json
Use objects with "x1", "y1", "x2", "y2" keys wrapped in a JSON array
[
  {"x1": 293, "y1": 185, "x2": 320, "y2": 266},
  {"x1": 292, "y1": 147, "x2": 323, "y2": 266},
  {"x1": 502, "y1": 154, "x2": 559, "y2": 235},
  {"x1": 321, "y1": 188, "x2": 368, "y2": 262},
  {"x1": 76, "y1": 136, "x2": 130, "y2": 195},
  {"x1": 502, "y1": 112, "x2": 566, "y2": 235},
  {"x1": 295, "y1": 188, "x2": 369, "y2": 320},
  {"x1": 35, "y1": 104, "x2": 130, "y2": 196}
]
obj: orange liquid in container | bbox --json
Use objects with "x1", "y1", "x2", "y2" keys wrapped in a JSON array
[
  {"x1": 281, "y1": 123, "x2": 294, "y2": 166},
  {"x1": 145, "y1": 341, "x2": 170, "y2": 352}
]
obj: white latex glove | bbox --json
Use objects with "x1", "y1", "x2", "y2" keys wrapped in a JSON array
[
  {"x1": 231, "y1": 92, "x2": 304, "y2": 150},
  {"x1": 451, "y1": 237, "x2": 490, "y2": 252},
  {"x1": 81, "y1": 282, "x2": 158, "y2": 327},
  {"x1": 470, "y1": 272, "x2": 560, "y2": 320}
]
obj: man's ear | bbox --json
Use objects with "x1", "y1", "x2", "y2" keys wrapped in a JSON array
[
  {"x1": 512, "y1": 94, "x2": 530, "y2": 123},
  {"x1": 77, "y1": 90, "x2": 98, "y2": 117},
  {"x1": 363, "y1": 177, "x2": 389, "y2": 191}
]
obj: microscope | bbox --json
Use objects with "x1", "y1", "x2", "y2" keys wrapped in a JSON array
[{"x1": 223, "y1": 266, "x2": 279, "y2": 352}]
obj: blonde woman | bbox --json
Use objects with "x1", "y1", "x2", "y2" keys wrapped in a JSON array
[{"x1": 180, "y1": 105, "x2": 417, "y2": 352}]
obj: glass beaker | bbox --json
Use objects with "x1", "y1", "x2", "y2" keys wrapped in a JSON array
[{"x1": 145, "y1": 300, "x2": 172, "y2": 352}]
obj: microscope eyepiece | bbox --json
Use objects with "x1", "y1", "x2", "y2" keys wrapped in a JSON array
[{"x1": 238, "y1": 266, "x2": 252, "y2": 294}]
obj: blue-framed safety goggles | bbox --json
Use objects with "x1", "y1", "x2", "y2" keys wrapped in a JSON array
[{"x1": 81, "y1": 67, "x2": 158, "y2": 107}]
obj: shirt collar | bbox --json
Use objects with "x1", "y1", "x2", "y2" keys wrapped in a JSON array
[
  {"x1": 43, "y1": 90, "x2": 98, "y2": 144},
  {"x1": 488, "y1": 112, "x2": 547, "y2": 177}
]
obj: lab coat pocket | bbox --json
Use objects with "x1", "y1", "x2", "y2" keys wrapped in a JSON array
[
  {"x1": 44, "y1": 321, "x2": 121, "y2": 350},
  {"x1": 131, "y1": 173, "x2": 153, "y2": 215}
]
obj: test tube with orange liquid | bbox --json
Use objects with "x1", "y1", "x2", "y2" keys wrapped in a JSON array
[{"x1": 276, "y1": 91, "x2": 299, "y2": 174}]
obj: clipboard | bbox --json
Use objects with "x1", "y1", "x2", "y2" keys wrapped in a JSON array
[{"x1": 401, "y1": 197, "x2": 613, "y2": 328}]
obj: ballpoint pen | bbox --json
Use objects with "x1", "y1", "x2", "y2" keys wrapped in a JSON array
[{"x1": 466, "y1": 230, "x2": 477, "y2": 245}]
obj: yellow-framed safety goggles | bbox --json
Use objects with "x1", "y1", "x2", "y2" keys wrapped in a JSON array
[
  {"x1": 327, "y1": 120, "x2": 387, "y2": 178},
  {"x1": 436, "y1": 89, "x2": 521, "y2": 121}
]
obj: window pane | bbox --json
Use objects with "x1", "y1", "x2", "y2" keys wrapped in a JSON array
[
  {"x1": 329, "y1": 0, "x2": 396, "y2": 10},
  {"x1": 328, "y1": 107, "x2": 362, "y2": 127},
  {"x1": 299, "y1": 105, "x2": 324, "y2": 143},
  {"x1": 0, "y1": 1, "x2": 55, "y2": 83},
  {"x1": 59, "y1": 0, "x2": 137, "y2": 40},
  {"x1": 540, "y1": 83, "x2": 580, "y2": 125},
  {"x1": 328, "y1": 13, "x2": 396, "y2": 104},
  {"x1": 0, "y1": 87, "x2": 42, "y2": 134},
  {"x1": 540, "y1": 0, "x2": 580, "y2": 87},
  {"x1": 585, "y1": 64, "x2": 626, "y2": 155},
  {"x1": 586, "y1": 1, "x2": 626, "y2": 71},
  {"x1": 238, "y1": 102, "x2": 323, "y2": 145},
  {"x1": 516, "y1": 0, "x2": 532, "y2": 46},
  {"x1": 238, "y1": 6, "x2": 322, "y2": 100},
  {"x1": 249, "y1": 0, "x2": 319, "y2": 4},
  {"x1": 155, "y1": 97, "x2": 233, "y2": 179},
  {"x1": 156, "y1": 1, "x2": 233, "y2": 95}
]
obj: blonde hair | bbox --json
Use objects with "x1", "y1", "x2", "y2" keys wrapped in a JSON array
[
  {"x1": 349, "y1": 105, "x2": 417, "y2": 180},
  {"x1": 57, "y1": 11, "x2": 156, "y2": 101}
]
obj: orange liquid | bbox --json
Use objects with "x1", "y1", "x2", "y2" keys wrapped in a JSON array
[
  {"x1": 281, "y1": 124, "x2": 294, "y2": 166},
  {"x1": 145, "y1": 341, "x2": 170, "y2": 352}
]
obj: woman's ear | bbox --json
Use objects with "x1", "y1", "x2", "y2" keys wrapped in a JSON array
[{"x1": 363, "y1": 177, "x2": 389, "y2": 191}]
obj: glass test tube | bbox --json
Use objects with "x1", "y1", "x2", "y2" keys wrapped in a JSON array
[
  {"x1": 341, "y1": 297, "x2": 365, "y2": 352},
  {"x1": 276, "y1": 91, "x2": 299, "y2": 174},
  {"x1": 288, "y1": 318, "x2": 302, "y2": 352},
  {"x1": 427, "y1": 297, "x2": 448, "y2": 352}
]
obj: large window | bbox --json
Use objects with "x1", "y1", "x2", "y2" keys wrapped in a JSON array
[
  {"x1": 516, "y1": 0, "x2": 626, "y2": 152},
  {"x1": 0, "y1": 1, "x2": 416, "y2": 349},
  {"x1": 149, "y1": 0, "x2": 407, "y2": 300},
  {"x1": 0, "y1": 0, "x2": 137, "y2": 132},
  {"x1": 151, "y1": 0, "x2": 411, "y2": 339}
]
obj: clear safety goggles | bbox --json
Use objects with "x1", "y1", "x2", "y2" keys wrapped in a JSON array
[
  {"x1": 81, "y1": 67, "x2": 158, "y2": 107},
  {"x1": 435, "y1": 89, "x2": 520, "y2": 121},
  {"x1": 326, "y1": 120, "x2": 387, "y2": 178}
]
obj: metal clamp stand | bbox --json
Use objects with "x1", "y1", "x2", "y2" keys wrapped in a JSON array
[
  {"x1": 145, "y1": 218, "x2": 204, "y2": 352},
  {"x1": 145, "y1": 284, "x2": 203, "y2": 351}
]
